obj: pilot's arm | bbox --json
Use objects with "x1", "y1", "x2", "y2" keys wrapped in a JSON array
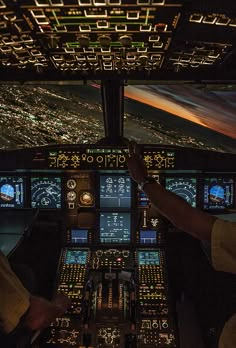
[
  {"x1": 0, "y1": 251, "x2": 70, "y2": 334},
  {"x1": 126, "y1": 142, "x2": 236, "y2": 348},
  {"x1": 125, "y1": 143, "x2": 236, "y2": 272},
  {"x1": 125, "y1": 142, "x2": 216, "y2": 241},
  {"x1": 127, "y1": 153, "x2": 236, "y2": 273}
]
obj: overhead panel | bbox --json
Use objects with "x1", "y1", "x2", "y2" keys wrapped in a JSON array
[{"x1": 0, "y1": 1, "x2": 235, "y2": 80}]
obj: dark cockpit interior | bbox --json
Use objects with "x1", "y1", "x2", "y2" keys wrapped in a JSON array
[{"x1": 1, "y1": 1, "x2": 236, "y2": 348}]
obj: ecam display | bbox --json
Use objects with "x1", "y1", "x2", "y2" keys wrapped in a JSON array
[
  {"x1": 100, "y1": 212, "x2": 131, "y2": 244},
  {"x1": 100, "y1": 175, "x2": 131, "y2": 208}
]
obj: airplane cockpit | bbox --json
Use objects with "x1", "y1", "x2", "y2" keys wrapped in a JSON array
[{"x1": 0, "y1": 1, "x2": 236, "y2": 348}]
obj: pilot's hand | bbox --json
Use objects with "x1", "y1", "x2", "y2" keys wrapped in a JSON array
[
  {"x1": 23, "y1": 294, "x2": 71, "y2": 331},
  {"x1": 125, "y1": 141, "x2": 148, "y2": 184},
  {"x1": 52, "y1": 293, "x2": 71, "y2": 311}
]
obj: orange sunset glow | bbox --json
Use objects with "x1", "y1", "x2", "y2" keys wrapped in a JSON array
[
  {"x1": 124, "y1": 85, "x2": 236, "y2": 140},
  {"x1": 125, "y1": 86, "x2": 206, "y2": 127}
]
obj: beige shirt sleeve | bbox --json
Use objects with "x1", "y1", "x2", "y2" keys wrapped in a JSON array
[
  {"x1": 211, "y1": 219, "x2": 236, "y2": 274},
  {"x1": 0, "y1": 251, "x2": 30, "y2": 333},
  {"x1": 211, "y1": 219, "x2": 236, "y2": 348}
]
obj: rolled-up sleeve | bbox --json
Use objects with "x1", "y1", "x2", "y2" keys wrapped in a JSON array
[
  {"x1": 211, "y1": 219, "x2": 236, "y2": 274},
  {"x1": 0, "y1": 252, "x2": 30, "y2": 333}
]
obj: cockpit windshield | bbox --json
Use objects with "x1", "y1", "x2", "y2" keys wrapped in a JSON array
[
  {"x1": 0, "y1": 84, "x2": 236, "y2": 152},
  {"x1": 124, "y1": 84, "x2": 236, "y2": 152},
  {"x1": 0, "y1": 84, "x2": 104, "y2": 150}
]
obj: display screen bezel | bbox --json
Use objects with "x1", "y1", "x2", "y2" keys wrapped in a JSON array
[
  {"x1": 70, "y1": 228, "x2": 88, "y2": 244},
  {"x1": 137, "y1": 250, "x2": 160, "y2": 266},
  {"x1": 99, "y1": 211, "x2": 131, "y2": 244},
  {"x1": 99, "y1": 173, "x2": 132, "y2": 210},
  {"x1": 165, "y1": 176, "x2": 198, "y2": 208},
  {"x1": 139, "y1": 229, "x2": 157, "y2": 244},
  {"x1": 30, "y1": 176, "x2": 62, "y2": 209},
  {"x1": 0, "y1": 176, "x2": 25, "y2": 209},
  {"x1": 203, "y1": 176, "x2": 234, "y2": 210},
  {"x1": 64, "y1": 249, "x2": 88, "y2": 265}
]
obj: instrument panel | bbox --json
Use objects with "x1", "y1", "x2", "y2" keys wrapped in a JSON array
[
  {"x1": 0, "y1": 172, "x2": 235, "y2": 213},
  {"x1": 1, "y1": 145, "x2": 236, "y2": 347}
]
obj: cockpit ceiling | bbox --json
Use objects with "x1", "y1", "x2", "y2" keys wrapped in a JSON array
[{"x1": 0, "y1": 1, "x2": 236, "y2": 82}]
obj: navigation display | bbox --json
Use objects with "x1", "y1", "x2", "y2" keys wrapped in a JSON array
[
  {"x1": 71, "y1": 229, "x2": 88, "y2": 244},
  {"x1": 100, "y1": 175, "x2": 131, "y2": 208},
  {"x1": 165, "y1": 177, "x2": 197, "y2": 207},
  {"x1": 31, "y1": 177, "x2": 61, "y2": 209},
  {"x1": 0, "y1": 177, "x2": 24, "y2": 208},
  {"x1": 204, "y1": 178, "x2": 234, "y2": 210},
  {"x1": 100, "y1": 212, "x2": 131, "y2": 243},
  {"x1": 138, "y1": 250, "x2": 160, "y2": 265},
  {"x1": 140, "y1": 230, "x2": 157, "y2": 244},
  {"x1": 65, "y1": 249, "x2": 88, "y2": 265}
]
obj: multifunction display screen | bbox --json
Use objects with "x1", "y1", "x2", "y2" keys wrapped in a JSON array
[
  {"x1": 204, "y1": 178, "x2": 234, "y2": 210},
  {"x1": 165, "y1": 177, "x2": 197, "y2": 207},
  {"x1": 0, "y1": 177, "x2": 24, "y2": 208},
  {"x1": 138, "y1": 250, "x2": 160, "y2": 265},
  {"x1": 31, "y1": 177, "x2": 61, "y2": 209},
  {"x1": 140, "y1": 230, "x2": 157, "y2": 244},
  {"x1": 65, "y1": 249, "x2": 88, "y2": 265},
  {"x1": 100, "y1": 212, "x2": 131, "y2": 243},
  {"x1": 71, "y1": 229, "x2": 88, "y2": 243},
  {"x1": 100, "y1": 175, "x2": 131, "y2": 208}
]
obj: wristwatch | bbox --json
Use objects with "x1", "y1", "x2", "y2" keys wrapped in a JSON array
[{"x1": 138, "y1": 177, "x2": 156, "y2": 191}]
